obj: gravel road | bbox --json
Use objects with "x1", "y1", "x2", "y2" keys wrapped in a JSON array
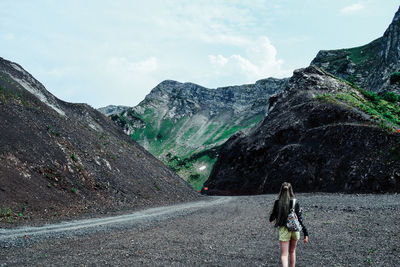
[{"x1": 1, "y1": 193, "x2": 399, "y2": 266}]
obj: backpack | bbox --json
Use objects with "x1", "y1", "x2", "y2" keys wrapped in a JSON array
[{"x1": 286, "y1": 199, "x2": 302, "y2": 232}]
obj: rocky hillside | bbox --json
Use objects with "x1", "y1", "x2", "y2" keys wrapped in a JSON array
[
  {"x1": 97, "y1": 105, "x2": 129, "y2": 116},
  {"x1": 0, "y1": 57, "x2": 198, "y2": 225},
  {"x1": 102, "y1": 78, "x2": 287, "y2": 190},
  {"x1": 204, "y1": 66, "x2": 400, "y2": 195},
  {"x1": 311, "y1": 6, "x2": 400, "y2": 94}
]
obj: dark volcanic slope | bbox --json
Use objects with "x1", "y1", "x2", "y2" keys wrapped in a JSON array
[
  {"x1": 0, "y1": 57, "x2": 198, "y2": 224},
  {"x1": 204, "y1": 66, "x2": 400, "y2": 195}
]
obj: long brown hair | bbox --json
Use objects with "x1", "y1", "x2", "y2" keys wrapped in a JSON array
[{"x1": 275, "y1": 182, "x2": 296, "y2": 226}]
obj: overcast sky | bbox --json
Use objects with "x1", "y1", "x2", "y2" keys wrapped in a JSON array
[{"x1": 1, "y1": 1, "x2": 399, "y2": 108}]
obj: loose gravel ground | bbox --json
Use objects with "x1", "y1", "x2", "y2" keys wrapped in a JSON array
[{"x1": 1, "y1": 193, "x2": 399, "y2": 266}]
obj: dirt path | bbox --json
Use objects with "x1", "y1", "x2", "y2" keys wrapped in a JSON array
[
  {"x1": 1, "y1": 194, "x2": 399, "y2": 266},
  {"x1": 0, "y1": 197, "x2": 232, "y2": 246}
]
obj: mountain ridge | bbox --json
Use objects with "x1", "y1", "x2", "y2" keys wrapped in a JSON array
[
  {"x1": 311, "y1": 6, "x2": 400, "y2": 94},
  {"x1": 204, "y1": 66, "x2": 400, "y2": 194},
  {"x1": 101, "y1": 77, "x2": 288, "y2": 190}
]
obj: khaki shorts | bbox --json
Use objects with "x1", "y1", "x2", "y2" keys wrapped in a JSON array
[{"x1": 279, "y1": 226, "x2": 300, "y2": 242}]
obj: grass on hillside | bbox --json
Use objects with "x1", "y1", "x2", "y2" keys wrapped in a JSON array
[
  {"x1": 166, "y1": 147, "x2": 220, "y2": 191},
  {"x1": 117, "y1": 94, "x2": 269, "y2": 190},
  {"x1": 0, "y1": 77, "x2": 41, "y2": 108},
  {"x1": 123, "y1": 104, "x2": 266, "y2": 190},
  {"x1": 315, "y1": 87, "x2": 400, "y2": 132},
  {"x1": 314, "y1": 38, "x2": 382, "y2": 84},
  {"x1": 346, "y1": 37, "x2": 382, "y2": 65},
  {"x1": 203, "y1": 113, "x2": 264, "y2": 145}
]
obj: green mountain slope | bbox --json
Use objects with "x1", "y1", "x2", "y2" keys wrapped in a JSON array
[
  {"x1": 311, "y1": 6, "x2": 400, "y2": 94},
  {"x1": 104, "y1": 78, "x2": 287, "y2": 190},
  {"x1": 311, "y1": 37, "x2": 382, "y2": 87}
]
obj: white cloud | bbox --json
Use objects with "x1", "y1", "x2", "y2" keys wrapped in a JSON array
[
  {"x1": 0, "y1": 1, "x2": 292, "y2": 107},
  {"x1": 208, "y1": 55, "x2": 228, "y2": 66},
  {"x1": 208, "y1": 36, "x2": 290, "y2": 83},
  {"x1": 154, "y1": 1, "x2": 267, "y2": 47},
  {"x1": 200, "y1": 34, "x2": 251, "y2": 46},
  {"x1": 4, "y1": 33, "x2": 15, "y2": 41},
  {"x1": 45, "y1": 67, "x2": 72, "y2": 78},
  {"x1": 107, "y1": 57, "x2": 158, "y2": 74},
  {"x1": 99, "y1": 56, "x2": 160, "y2": 106},
  {"x1": 340, "y1": 3, "x2": 365, "y2": 14}
]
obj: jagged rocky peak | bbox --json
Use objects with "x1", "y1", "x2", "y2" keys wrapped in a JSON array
[
  {"x1": 380, "y1": 5, "x2": 400, "y2": 61},
  {"x1": 153, "y1": 79, "x2": 184, "y2": 93},
  {"x1": 369, "y1": 6, "x2": 400, "y2": 91},
  {"x1": 286, "y1": 66, "x2": 342, "y2": 93},
  {"x1": 142, "y1": 78, "x2": 289, "y2": 115},
  {"x1": 311, "y1": 5, "x2": 400, "y2": 93},
  {"x1": 144, "y1": 80, "x2": 204, "y2": 103},
  {"x1": 115, "y1": 77, "x2": 290, "y2": 130},
  {"x1": 203, "y1": 66, "x2": 400, "y2": 195}
]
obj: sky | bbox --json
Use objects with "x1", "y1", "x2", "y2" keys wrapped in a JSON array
[{"x1": 0, "y1": 1, "x2": 399, "y2": 108}]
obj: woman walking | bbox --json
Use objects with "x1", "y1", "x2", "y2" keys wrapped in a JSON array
[{"x1": 269, "y1": 182, "x2": 309, "y2": 267}]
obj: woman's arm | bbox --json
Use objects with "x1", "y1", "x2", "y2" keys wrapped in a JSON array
[
  {"x1": 269, "y1": 200, "x2": 278, "y2": 222},
  {"x1": 295, "y1": 202, "x2": 309, "y2": 237}
]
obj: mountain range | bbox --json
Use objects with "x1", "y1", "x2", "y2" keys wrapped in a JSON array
[
  {"x1": 101, "y1": 6, "x2": 400, "y2": 194},
  {"x1": 103, "y1": 78, "x2": 287, "y2": 190}
]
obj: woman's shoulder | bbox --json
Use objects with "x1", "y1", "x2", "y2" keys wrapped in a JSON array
[{"x1": 290, "y1": 198, "x2": 300, "y2": 205}]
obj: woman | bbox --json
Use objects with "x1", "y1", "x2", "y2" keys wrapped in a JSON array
[{"x1": 269, "y1": 182, "x2": 309, "y2": 267}]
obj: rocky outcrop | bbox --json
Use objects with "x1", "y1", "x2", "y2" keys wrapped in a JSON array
[
  {"x1": 311, "y1": 6, "x2": 400, "y2": 93},
  {"x1": 368, "y1": 6, "x2": 400, "y2": 92},
  {"x1": 203, "y1": 66, "x2": 400, "y2": 194},
  {"x1": 103, "y1": 78, "x2": 288, "y2": 190},
  {"x1": 141, "y1": 78, "x2": 287, "y2": 121},
  {"x1": 0, "y1": 57, "x2": 198, "y2": 224},
  {"x1": 97, "y1": 105, "x2": 129, "y2": 116},
  {"x1": 311, "y1": 37, "x2": 382, "y2": 90}
]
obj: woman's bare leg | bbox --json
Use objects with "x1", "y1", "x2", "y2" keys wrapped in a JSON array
[
  {"x1": 280, "y1": 241, "x2": 289, "y2": 267},
  {"x1": 289, "y1": 239, "x2": 298, "y2": 267}
]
